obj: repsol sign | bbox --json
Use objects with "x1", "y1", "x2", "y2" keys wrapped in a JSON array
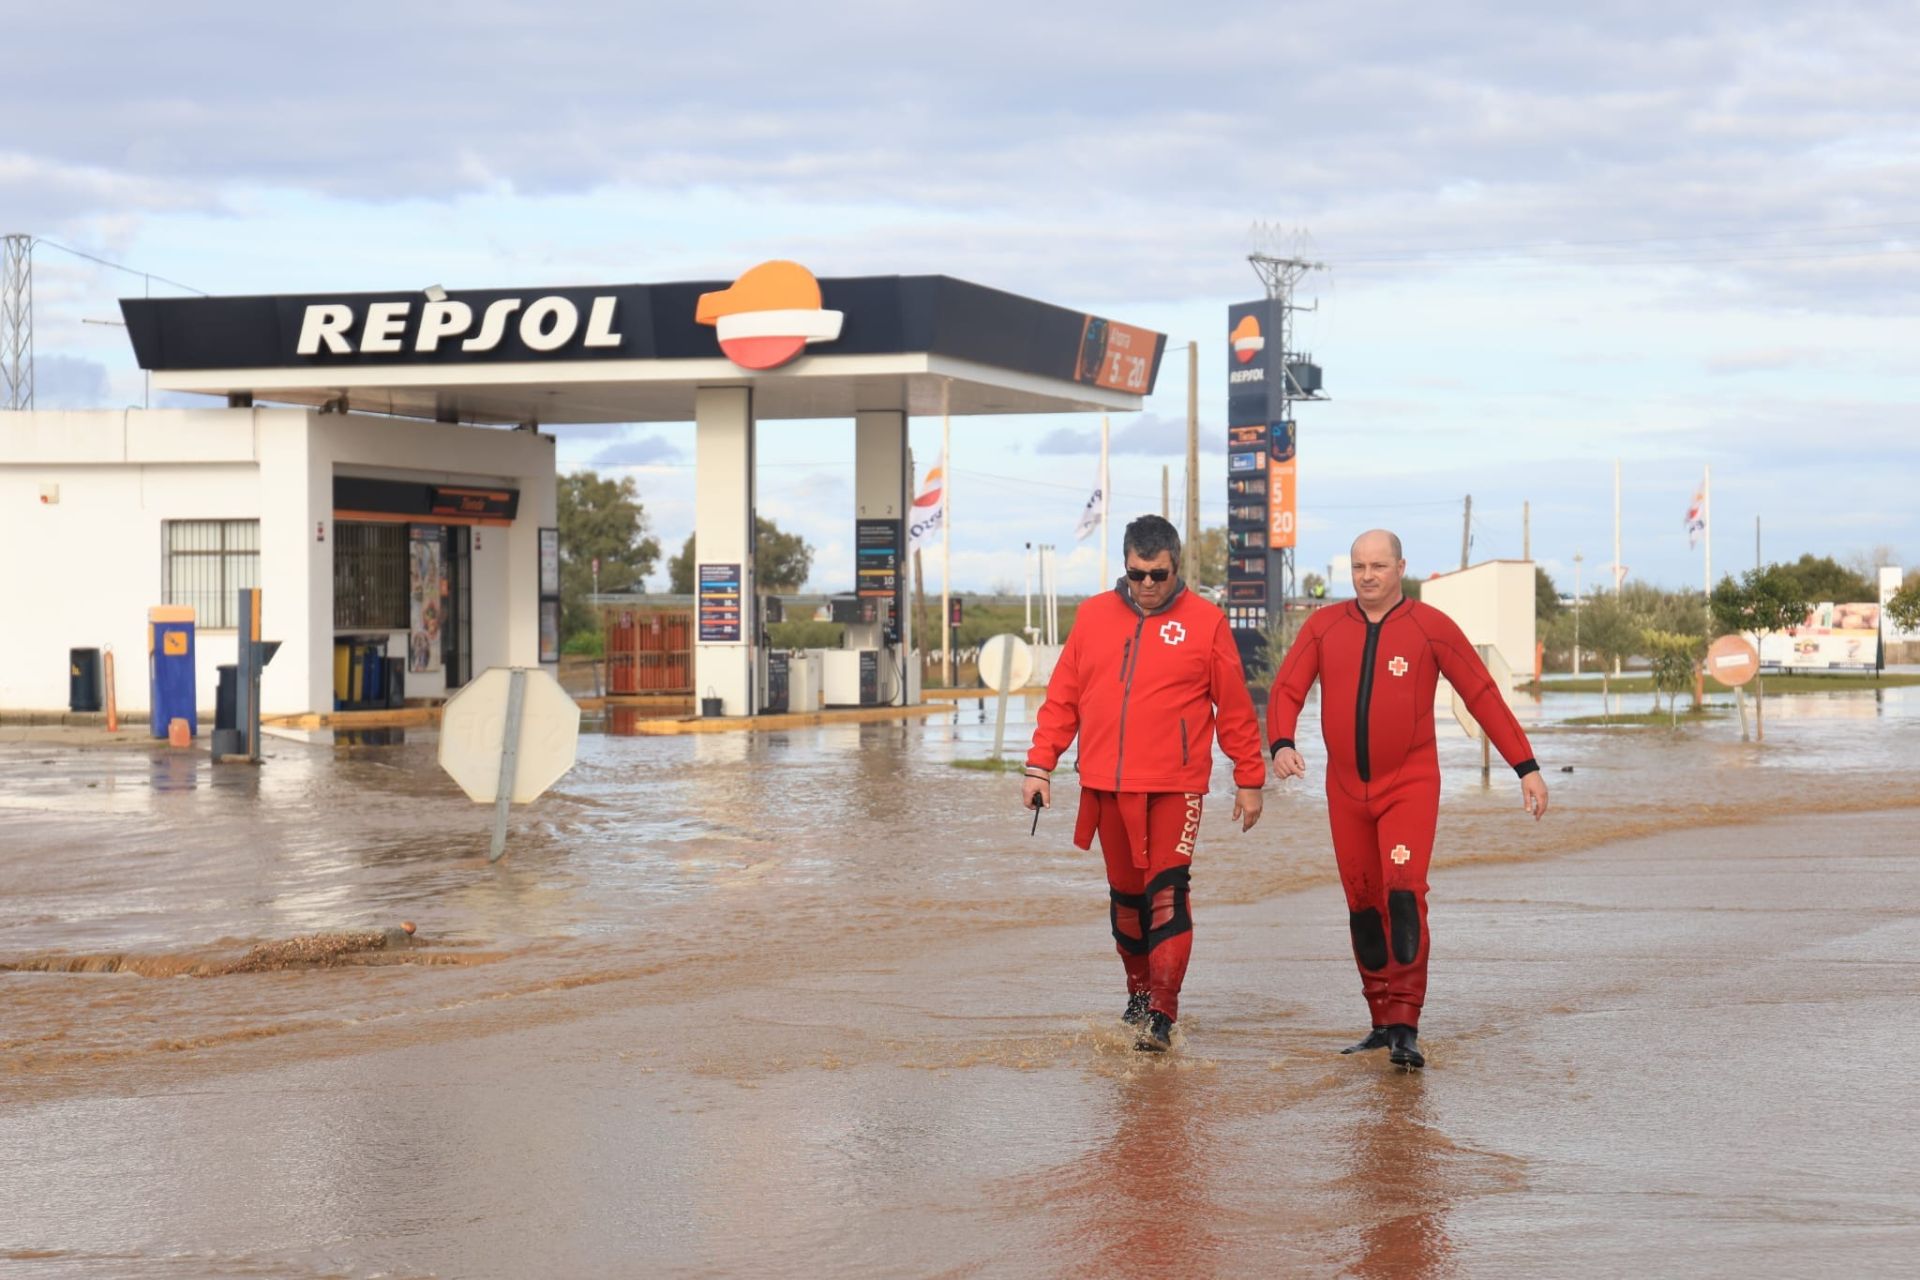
[{"x1": 297, "y1": 294, "x2": 624, "y2": 356}]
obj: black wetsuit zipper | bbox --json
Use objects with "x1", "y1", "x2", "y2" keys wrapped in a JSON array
[
  {"x1": 1113, "y1": 614, "x2": 1147, "y2": 788},
  {"x1": 1353, "y1": 603, "x2": 1400, "y2": 783}
]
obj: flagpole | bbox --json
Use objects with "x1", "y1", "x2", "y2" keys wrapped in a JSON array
[
  {"x1": 941, "y1": 380, "x2": 952, "y2": 688},
  {"x1": 1613, "y1": 458, "x2": 1622, "y2": 592},
  {"x1": 1703, "y1": 463, "x2": 1712, "y2": 601},
  {"x1": 1099, "y1": 415, "x2": 1111, "y2": 593}
]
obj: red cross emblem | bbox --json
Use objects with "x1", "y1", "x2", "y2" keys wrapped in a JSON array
[
  {"x1": 1388, "y1": 655, "x2": 1409, "y2": 677},
  {"x1": 1159, "y1": 620, "x2": 1187, "y2": 645},
  {"x1": 1391, "y1": 844, "x2": 1411, "y2": 865}
]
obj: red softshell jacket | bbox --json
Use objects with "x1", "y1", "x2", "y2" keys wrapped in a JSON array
[
  {"x1": 1028, "y1": 581, "x2": 1267, "y2": 794},
  {"x1": 1266, "y1": 597, "x2": 1539, "y2": 783}
]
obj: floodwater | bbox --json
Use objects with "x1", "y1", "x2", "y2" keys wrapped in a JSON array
[{"x1": 4, "y1": 687, "x2": 1920, "y2": 1276}]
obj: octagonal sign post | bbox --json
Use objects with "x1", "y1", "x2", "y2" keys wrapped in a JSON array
[{"x1": 439, "y1": 667, "x2": 581, "y2": 861}]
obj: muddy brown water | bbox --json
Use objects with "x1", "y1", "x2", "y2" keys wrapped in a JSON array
[{"x1": 4, "y1": 691, "x2": 1920, "y2": 1276}]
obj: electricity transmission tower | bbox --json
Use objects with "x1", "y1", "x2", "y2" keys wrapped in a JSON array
[{"x1": 2, "y1": 234, "x2": 30, "y2": 410}]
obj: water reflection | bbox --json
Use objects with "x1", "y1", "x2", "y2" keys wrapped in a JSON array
[
  {"x1": 150, "y1": 752, "x2": 199, "y2": 793},
  {"x1": 1339, "y1": 1074, "x2": 1454, "y2": 1280}
]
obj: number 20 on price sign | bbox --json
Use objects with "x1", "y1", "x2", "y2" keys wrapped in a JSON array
[{"x1": 1268, "y1": 464, "x2": 1298, "y2": 548}]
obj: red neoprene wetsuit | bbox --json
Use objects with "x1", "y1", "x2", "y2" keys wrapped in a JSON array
[
  {"x1": 1266, "y1": 597, "x2": 1538, "y2": 1029},
  {"x1": 1028, "y1": 580, "x2": 1266, "y2": 1022}
]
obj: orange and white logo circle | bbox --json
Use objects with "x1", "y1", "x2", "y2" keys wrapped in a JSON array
[
  {"x1": 696, "y1": 261, "x2": 844, "y2": 370},
  {"x1": 1229, "y1": 314, "x2": 1265, "y2": 364}
]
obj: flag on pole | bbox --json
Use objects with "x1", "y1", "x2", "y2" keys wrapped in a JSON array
[
  {"x1": 910, "y1": 456, "x2": 945, "y2": 551},
  {"x1": 1073, "y1": 478, "x2": 1104, "y2": 542},
  {"x1": 1685, "y1": 477, "x2": 1706, "y2": 550}
]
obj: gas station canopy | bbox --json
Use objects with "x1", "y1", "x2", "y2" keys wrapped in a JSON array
[{"x1": 122, "y1": 270, "x2": 1167, "y2": 423}]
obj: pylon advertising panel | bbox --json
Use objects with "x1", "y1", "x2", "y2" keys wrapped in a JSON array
[{"x1": 1225, "y1": 300, "x2": 1292, "y2": 651}]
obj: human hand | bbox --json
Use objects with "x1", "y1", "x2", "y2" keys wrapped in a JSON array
[
  {"x1": 1521, "y1": 772, "x2": 1549, "y2": 821},
  {"x1": 1272, "y1": 748, "x2": 1308, "y2": 781},
  {"x1": 1021, "y1": 772, "x2": 1052, "y2": 812},
  {"x1": 1232, "y1": 786, "x2": 1264, "y2": 832}
]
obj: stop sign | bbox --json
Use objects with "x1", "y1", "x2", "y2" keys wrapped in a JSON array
[{"x1": 439, "y1": 667, "x2": 581, "y2": 803}]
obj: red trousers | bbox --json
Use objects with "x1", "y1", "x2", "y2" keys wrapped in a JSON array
[
  {"x1": 1327, "y1": 760, "x2": 1439, "y2": 1029},
  {"x1": 1075, "y1": 789, "x2": 1201, "y2": 1020}
]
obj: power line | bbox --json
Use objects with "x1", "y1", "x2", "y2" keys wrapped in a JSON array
[{"x1": 31, "y1": 238, "x2": 208, "y2": 296}]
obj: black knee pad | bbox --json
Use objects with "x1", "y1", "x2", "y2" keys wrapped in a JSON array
[
  {"x1": 1143, "y1": 865, "x2": 1193, "y2": 950},
  {"x1": 1388, "y1": 889, "x2": 1422, "y2": 965},
  {"x1": 1349, "y1": 908, "x2": 1388, "y2": 971},
  {"x1": 1109, "y1": 887, "x2": 1149, "y2": 956}
]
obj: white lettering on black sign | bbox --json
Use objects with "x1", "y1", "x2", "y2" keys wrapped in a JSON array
[{"x1": 295, "y1": 295, "x2": 623, "y2": 356}]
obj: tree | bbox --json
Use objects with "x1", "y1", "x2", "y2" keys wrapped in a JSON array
[
  {"x1": 1710, "y1": 567, "x2": 1812, "y2": 741},
  {"x1": 557, "y1": 471, "x2": 661, "y2": 639},
  {"x1": 1643, "y1": 629, "x2": 1704, "y2": 726},
  {"x1": 1188, "y1": 526, "x2": 1227, "y2": 587},
  {"x1": 1577, "y1": 593, "x2": 1640, "y2": 717},
  {"x1": 1302, "y1": 571, "x2": 1328, "y2": 599},
  {"x1": 1844, "y1": 544, "x2": 1900, "y2": 584},
  {"x1": 1769, "y1": 554, "x2": 1873, "y2": 605},
  {"x1": 755, "y1": 517, "x2": 814, "y2": 592},
  {"x1": 668, "y1": 535, "x2": 695, "y2": 595},
  {"x1": 1536, "y1": 566, "x2": 1563, "y2": 623},
  {"x1": 1887, "y1": 580, "x2": 1920, "y2": 635},
  {"x1": 667, "y1": 517, "x2": 815, "y2": 595},
  {"x1": 1617, "y1": 580, "x2": 1705, "y2": 638}
]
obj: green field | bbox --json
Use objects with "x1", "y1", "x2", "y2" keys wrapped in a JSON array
[{"x1": 1552, "y1": 708, "x2": 1730, "y2": 728}]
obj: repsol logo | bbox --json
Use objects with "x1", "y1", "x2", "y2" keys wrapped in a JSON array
[
  {"x1": 296, "y1": 295, "x2": 623, "y2": 356},
  {"x1": 1228, "y1": 368, "x2": 1265, "y2": 385}
]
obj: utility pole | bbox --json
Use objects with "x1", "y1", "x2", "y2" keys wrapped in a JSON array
[
  {"x1": 1099, "y1": 415, "x2": 1111, "y2": 593},
  {"x1": 1523, "y1": 500, "x2": 1531, "y2": 562},
  {"x1": 1184, "y1": 339, "x2": 1199, "y2": 557},
  {"x1": 1572, "y1": 552, "x2": 1584, "y2": 677},
  {"x1": 1161, "y1": 465, "x2": 1169, "y2": 520},
  {"x1": 2, "y1": 234, "x2": 31, "y2": 411},
  {"x1": 1460, "y1": 494, "x2": 1472, "y2": 570}
]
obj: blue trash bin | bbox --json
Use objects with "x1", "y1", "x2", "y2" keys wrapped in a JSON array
[{"x1": 149, "y1": 607, "x2": 197, "y2": 738}]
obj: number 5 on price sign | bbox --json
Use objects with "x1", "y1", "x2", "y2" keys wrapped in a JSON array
[{"x1": 1269, "y1": 462, "x2": 1298, "y2": 548}]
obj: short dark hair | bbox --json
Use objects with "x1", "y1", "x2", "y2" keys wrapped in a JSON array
[{"x1": 1124, "y1": 515, "x2": 1181, "y2": 566}]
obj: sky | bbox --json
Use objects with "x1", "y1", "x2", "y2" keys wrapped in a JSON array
[{"x1": 8, "y1": 1, "x2": 1918, "y2": 595}]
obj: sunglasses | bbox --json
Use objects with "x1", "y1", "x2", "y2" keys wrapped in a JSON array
[{"x1": 1126, "y1": 568, "x2": 1172, "y2": 583}]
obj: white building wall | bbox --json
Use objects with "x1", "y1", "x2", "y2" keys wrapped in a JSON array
[
  {"x1": 313, "y1": 413, "x2": 556, "y2": 703},
  {"x1": 1420, "y1": 559, "x2": 1537, "y2": 686},
  {"x1": 1, "y1": 408, "x2": 556, "y2": 717},
  {"x1": 0, "y1": 410, "x2": 272, "y2": 718}
]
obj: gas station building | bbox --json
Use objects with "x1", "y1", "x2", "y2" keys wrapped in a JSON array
[{"x1": 0, "y1": 264, "x2": 1162, "y2": 719}]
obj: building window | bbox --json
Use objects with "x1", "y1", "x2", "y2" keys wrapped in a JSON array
[
  {"x1": 334, "y1": 522, "x2": 409, "y2": 630},
  {"x1": 163, "y1": 519, "x2": 261, "y2": 628}
]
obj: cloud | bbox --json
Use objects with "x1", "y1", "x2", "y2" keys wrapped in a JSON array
[
  {"x1": 591, "y1": 435, "x2": 683, "y2": 467},
  {"x1": 1034, "y1": 412, "x2": 1225, "y2": 457},
  {"x1": 8, "y1": 6, "x2": 1920, "y2": 310},
  {"x1": 1702, "y1": 346, "x2": 1817, "y2": 375},
  {"x1": 28, "y1": 353, "x2": 111, "y2": 407}
]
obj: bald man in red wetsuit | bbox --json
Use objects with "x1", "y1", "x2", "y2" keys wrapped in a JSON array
[{"x1": 1269, "y1": 530, "x2": 1549, "y2": 1069}]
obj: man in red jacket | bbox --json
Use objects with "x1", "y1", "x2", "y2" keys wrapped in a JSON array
[
  {"x1": 1023, "y1": 515, "x2": 1269, "y2": 1052},
  {"x1": 1269, "y1": 530, "x2": 1549, "y2": 1069}
]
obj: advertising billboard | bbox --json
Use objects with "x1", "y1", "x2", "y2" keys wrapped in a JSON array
[{"x1": 1754, "y1": 601, "x2": 1881, "y2": 672}]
